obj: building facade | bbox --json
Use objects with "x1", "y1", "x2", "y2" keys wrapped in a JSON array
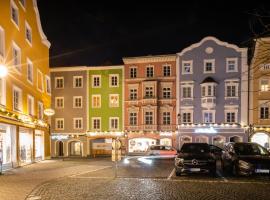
[
  {"x1": 0, "y1": 0, "x2": 51, "y2": 170},
  {"x1": 249, "y1": 37, "x2": 270, "y2": 149},
  {"x1": 123, "y1": 55, "x2": 177, "y2": 154},
  {"x1": 176, "y1": 36, "x2": 248, "y2": 149},
  {"x1": 50, "y1": 67, "x2": 88, "y2": 157}
]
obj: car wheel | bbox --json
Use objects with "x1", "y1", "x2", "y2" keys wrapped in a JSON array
[{"x1": 175, "y1": 170, "x2": 181, "y2": 176}]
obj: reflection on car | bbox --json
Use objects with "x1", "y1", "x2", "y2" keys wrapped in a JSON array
[
  {"x1": 222, "y1": 142, "x2": 270, "y2": 176},
  {"x1": 146, "y1": 145, "x2": 177, "y2": 157},
  {"x1": 209, "y1": 144, "x2": 223, "y2": 159},
  {"x1": 175, "y1": 143, "x2": 216, "y2": 176}
]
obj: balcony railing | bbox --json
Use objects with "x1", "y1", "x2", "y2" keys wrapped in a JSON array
[
  {"x1": 201, "y1": 97, "x2": 216, "y2": 108},
  {"x1": 126, "y1": 125, "x2": 140, "y2": 131},
  {"x1": 142, "y1": 124, "x2": 158, "y2": 131},
  {"x1": 142, "y1": 96, "x2": 157, "y2": 105},
  {"x1": 159, "y1": 125, "x2": 173, "y2": 131}
]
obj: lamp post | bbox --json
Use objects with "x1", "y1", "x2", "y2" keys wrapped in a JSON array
[{"x1": 177, "y1": 113, "x2": 181, "y2": 149}]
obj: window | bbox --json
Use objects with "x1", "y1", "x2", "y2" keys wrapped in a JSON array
[
  {"x1": 226, "y1": 112, "x2": 236, "y2": 123},
  {"x1": 260, "y1": 106, "x2": 269, "y2": 119},
  {"x1": 25, "y1": 22, "x2": 32, "y2": 45},
  {"x1": 182, "y1": 112, "x2": 192, "y2": 123},
  {"x1": 129, "y1": 112, "x2": 137, "y2": 125},
  {"x1": 204, "y1": 59, "x2": 215, "y2": 73},
  {"x1": 11, "y1": 1, "x2": 19, "y2": 27},
  {"x1": 203, "y1": 111, "x2": 215, "y2": 123},
  {"x1": 109, "y1": 74, "x2": 119, "y2": 87},
  {"x1": 0, "y1": 78, "x2": 6, "y2": 106},
  {"x1": 110, "y1": 117, "x2": 119, "y2": 130},
  {"x1": 92, "y1": 95, "x2": 101, "y2": 108},
  {"x1": 73, "y1": 118, "x2": 83, "y2": 129},
  {"x1": 19, "y1": 0, "x2": 26, "y2": 8},
  {"x1": 27, "y1": 59, "x2": 33, "y2": 83},
  {"x1": 55, "y1": 118, "x2": 64, "y2": 130},
  {"x1": 73, "y1": 96, "x2": 82, "y2": 108},
  {"x1": 37, "y1": 70, "x2": 44, "y2": 92},
  {"x1": 182, "y1": 87, "x2": 192, "y2": 98},
  {"x1": 225, "y1": 80, "x2": 239, "y2": 98},
  {"x1": 27, "y1": 95, "x2": 34, "y2": 116},
  {"x1": 201, "y1": 84, "x2": 216, "y2": 97},
  {"x1": 55, "y1": 97, "x2": 64, "y2": 109},
  {"x1": 130, "y1": 67, "x2": 137, "y2": 78},
  {"x1": 129, "y1": 89, "x2": 137, "y2": 100},
  {"x1": 92, "y1": 118, "x2": 101, "y2": 130},
  {"x1": 226, "y1": 58, "x2": 238, "y2": 72},
  {"x1": 146, "y1": 66, "x2": 154, "y2": 77},
  {"x1": 45, "y1": 75, "x2": 51, "y2": 94},
  {"x1": 145, "y1": 111, "x2": 153, "y2": 125},
  {"x1": 0, "y1": 27, "x2": 4, "y2": 57},
  {"x1": 163, "y1": 65, "x2": 171, "y2": 76},
  {"x1": 38, "y1": 101, "x2": 43, "y2": 119},
  {"x1": 13, "y1": 86, "x2": 22, "y2": 111},
  {"x1": 109, "y1": 94, "x2": 119, "y2": 107},
  {"x1": 12, "y1": 42, "x2": 21, "y2": 72},
  {"x1": 260, "y1": 79, "x2": 269, "y2": 92},
  {"x1": 145, "y1": 87, "x2": 154, "y2": 98},
  {"x1": 163, "y1": 112, "x2": 171, "y2": 125},
  {"x1": 92, "y1": 75, "x2": 101, "y2": 88},
  {"x1": 163, "y1": 88, "x2": 171, "y2": 99},
  {"x1": 73, "y1": 76, "x2": 83, "y2": 88},
  {"x1": 182, "y1": 61, "x2": 193, "y2": 74},
  {"x1": 55, "y1": 77, "x2": 64, "y2": 89}
]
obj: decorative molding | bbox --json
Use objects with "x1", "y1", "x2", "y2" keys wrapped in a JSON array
[{"x1": 123, "y1": 54, "x2": 176, "y2": 64}]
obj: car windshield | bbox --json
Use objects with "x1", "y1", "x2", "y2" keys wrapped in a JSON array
[
  {"x1": 181, "y1": 143, "x2": 210, "y2": 153},
  {"x1": 150, "y1": 146, "x2": 172, "y2": 150},
  {"x1": 234, "y1": 143, "x2": 270, "y2": 156}
]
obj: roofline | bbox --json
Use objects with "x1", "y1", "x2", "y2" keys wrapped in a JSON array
[
  {"x1": 123, "y1": 54, "x2": 176, "y2": 64},
  {"x1": 50, "y1": 65, "x2": 124, "y2": 72}
]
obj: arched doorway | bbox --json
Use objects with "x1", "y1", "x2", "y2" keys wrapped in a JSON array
[
  {"x1": 69, "y1": 141, "x2": 82, "y2": 156},
  {"x1": 212, "y1": 136, "x2": 225, "y2": 148},
  {"x1": 229, "y1": 136, "x2": 242, "y2": 142},
  {"x1": 251, "y1": 132, "x2": 270, "y2": 149},
  {"x1": 58, "y1": 141, "x2": 64, "y2": 157}
]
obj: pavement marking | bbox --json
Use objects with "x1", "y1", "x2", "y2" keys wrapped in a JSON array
[
  {"x1": 216, "y1": 170, "x2": 228, "y2": 182},
  {"x1": 69, "y1": 166, "x2": 111, "y2": 178},
  {"x1": 167, "y1": 168, "x2": 175, "y2": 180}
]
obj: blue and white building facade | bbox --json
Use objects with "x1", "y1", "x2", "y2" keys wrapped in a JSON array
[{"x1": 176, "y1": 36, "x2": 248, "y2": 148}]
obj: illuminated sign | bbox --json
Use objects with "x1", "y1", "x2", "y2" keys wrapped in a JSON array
[
  {"x1": 51, "y1": 135, "x2": 69, "y2": 140},
  {"x1": 87, "y1": 132, "x2": 124, "y2": 137},
  {"x1": 44, "y1": 108, "x2": 55, "y2": 116},
  {"x1": 160, "y1": 132, "x2": 172, "y2": 137},
  {"x1": 194, "y1": 127, "x2": 217, "y2": 134}
]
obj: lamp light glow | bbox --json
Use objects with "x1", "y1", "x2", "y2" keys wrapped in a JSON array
[{"x1": 0, "y1": 64, "x2": 8, "y2": 78}]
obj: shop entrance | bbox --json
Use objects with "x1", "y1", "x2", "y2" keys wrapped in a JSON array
[
  {"x1": 251, "y1": 132, "x2": 270, "y2": 149},
  {"x1": 19, "y1": 128, "x2": 33, "y2": 164},
  {"x1": 69, "y1": 141, "x2": 82, "y2": 156},
  {"x1": 90, "y1": 139, "x2": 112, "y2": 156},
  {"x1": 58, "y1": 141, "x2": 64, "y2": 156}
]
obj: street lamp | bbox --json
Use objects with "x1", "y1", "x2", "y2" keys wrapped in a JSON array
[
  {"x1": 0, "y1": 64, "x2": 8, "y2": 78},
  {"x1": 177, "y1": 113, "x2": 181, "y2": 149}
]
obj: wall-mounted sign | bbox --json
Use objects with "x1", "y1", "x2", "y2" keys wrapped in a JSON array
[
  {"x1": 87, "y1": 132, "x2": 123, "y2": 137},
  {"x1": 44, "y1": 108, "x2": 55, "y2": 116},
  {"x1": 160, "y1": 132, "x2": 173, "y2": 137},
  {"x1": 194, "y1": 127, "x2": 217, "y2": 134}
]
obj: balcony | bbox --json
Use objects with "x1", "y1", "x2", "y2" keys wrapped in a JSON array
[
  {"x1": 142, "y1": 96, "x2": 157, "y2": 105},
  {"x1": 126, "y1": 99, "x2": 139, "y2": 106},
  {"x1": 142, "y1": 124, "x2": 157, "y2": 131},
  {"x1": 201, "y1": 97, "x2": 216, "y2": 108},
  {"x1": 159, "y1": 98, "x2": 174, "y2": 105}
]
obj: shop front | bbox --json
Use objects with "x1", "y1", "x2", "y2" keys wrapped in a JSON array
[
  {"x1": 69, "y1": 140, "x2": 82, "y2": 156},
  {"x1": 19, "y1": 127, "x2": 33, "y2": 165},
  {"x1": 90, "y1": 138, "x2": 112, "y2": 156},
  {"x1": 35, "y1": 130, "x2": 44, "y2": 161},
  {"x1": 251, "y1": 130, "x2": 270, "y2": 149}
]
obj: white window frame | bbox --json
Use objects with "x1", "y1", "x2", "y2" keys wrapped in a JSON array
[
  {"x1": 55, "y1": 118, "x2": 64, "y2": 130},
  {"x1": 27, "y1": 94, "x2": 34, "y2": 116},
  {"x1": 11, "y1": 0, "x2": 19, "y2": 29},
  {"x1": 55, "y1": 97, "x2": 64, "y2": 109},
  {"x1": 181, "y1": 110, "x2": 193, "y2": 123},
  {"x1": 73, "y1": 118, "x2": 83, "y2": 130},
  {"x1": 109, "y1": 94, "x2": 119, "y2": 107},
  {"x1": 162, "y1": 87, "x2": 171, "y2": 99},
  {"x1": 226, "y1": 58, "x2": 238, "y2": 72},
  {"x1": 45, "y1": 75, "x2": 51, "y2": 94},
  {"x1": 109, "y1": 74, "x2": 119, "y2": 87},
  {"x1": 26, "y1": 58, "x2": 33, "y2": 84},
  {"x1": 73, "y1": 96, "x2": 83, "y2": 108},
  {"x1": 92, "y1": 75, "x2": 101, "y2": 88},
  {"x1": 225, "y1": 110, "x2": 238, "y2": 123},
  {"x1": 0, "y1": 26, "x2": 5, "y2": 58},
  {"x1": 129, "y1": 112, "x2": 137, "y2": 126},
  {"x1": 144, "y1": 111, "x2": 154, "y2": 125},
  {"x1": 25, "y1": 21, "x2": 32, "y2": 46},
  {"x1": 163, "y1": 64, "x2": 171, "y2": 77},
  {"x1": 55, "y1": 77, "x2": 64, "y2": 89},
  {"x1": 259, "y1": 101, "x2": 270, "y2": 120},
  {"x1": 202, "y1": 110, "x2": 215, "y2": 123},
  {"x1": 92, "y1": 117, "x2": 101, "y2": 131},
  {"x1": 13, "y1": 85, "x2": 22, "y2": 112},
  {"x1": 180, "y1": 81, "x2": 194, "y2": 99},
  {"x1": 37, "y1": 101, "x2": 43, "y2": 119},
  {"x1": 225, "y1": 79, "x2": 239, "y2": 99},
  {"x1": 0, "y1": 78, "x2": 6, "y2": 106},
  {"x1": 130, "y1": 66, "x2": 137, "y2": 78},
  {"x1": 129, "y1": 88, "x2": 138, "y2": 100},
  {"x1": 37, "y1": 69, "x2": 44, "y2": 92},
  {"x1": 182, "y1": 60, "x2": 193, "y2": 75},
  {"x1": 260, "y1": 78, "x2": 269, "y2": 92},
  {"x1": 201, "y1": 83, "x2": 217, "y2": 97},
  {"x1": 73, "y1": 76, "x2": 83, "y2": 88},
  {"x1": 92, "y1": 95, "x2": 101, "y2": 108},
  {"x1": 19, "y1": 0, "x2": 26, "y2": 10},
  {"x1": 162, "y1": 112, "x2": 171, "y2": 125},
  {"x1": 203, "y1": 59, "x2": 215, "y2": 73},
  {"x1": 109, "y1": 117, "x2": 119, "y2": 130},
  {"x1": 12, "y1": 41, "x2": 21, "y2": 73},
  {"x1": 146, "y1": 65, "x2": 154, "y2": 78}
]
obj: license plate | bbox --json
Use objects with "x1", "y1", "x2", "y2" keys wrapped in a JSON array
[
  {"x1": 255, "y1": 169, "x2": 270, "y2": 173},
  {"x1": 190, "y1": 168, "x2": 200, "y2": 172}
]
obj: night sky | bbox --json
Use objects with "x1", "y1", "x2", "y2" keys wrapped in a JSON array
[{"x1": 38, "y1": 1, "x2": 270, "y2": 67}]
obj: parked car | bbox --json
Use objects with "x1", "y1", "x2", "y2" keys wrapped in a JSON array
[
  {"x1": 175, "y1": 143, "x2": 216, "y2": 176},
  {"x1": 222, "y1": 142, "x2": 270, "y2": 176},
  {"x1": 146, "y1": 145, "x2": 177, "y2": 157},
  {"x1": 209, "y1": 144, "x2": 223, "y2": 159}
]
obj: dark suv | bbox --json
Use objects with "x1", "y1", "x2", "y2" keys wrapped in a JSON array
[{"x1": 175, "y1": 143, "x2": 216, "y2": 176}]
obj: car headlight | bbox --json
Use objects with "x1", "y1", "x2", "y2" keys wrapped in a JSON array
[
  {"x1": 239, "y1": 160, "x2": 250, "y2": 168},
  {"x1": 175, "y1": 158, "x2": 184, "y2": 165}
]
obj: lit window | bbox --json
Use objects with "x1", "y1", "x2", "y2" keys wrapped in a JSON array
[
  {"x1": 260, "y1": 79, "x2": 269, "y2": 92},
  {"x1": 163, "y1": 112, "x2": 171, "y2": 125},
  {"x1": 73, "y1": 96, "x2": 82, "y2": 108},
  {"x1": 55, "y1": 77, "x2": 64, "y2": 89},
  {"x1": 163, "y1": 65, "x2": 171, "y2": 76},
  {"x1": 109, "y1": 94, "x2": 119, "y2": 107},
  {"x1": 92, "y1": 95, "x2": 101, "y2": 108},
  {"x1": 73, "y1": 76, "x2": 83, "y2": 88},
  {"x1": 27, "y1": 95, "x2": 34, "y2": 116}
]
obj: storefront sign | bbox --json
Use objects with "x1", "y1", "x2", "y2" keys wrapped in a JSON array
[
  {"x1": 160, "y1": 132, "x2": 172, "y2": 137},
  {"x1": 87, "y1": 132, "x2": 123, "y2": 137},
  {"x1": 194, "y1": 127, "x2": 217, "y2": 134},
  {"x1": 44, "y1": 108, "x2": 55, "y2": 116},
  {"x1": 51, "y1": 135, "x2": 69, "y2": 140}
]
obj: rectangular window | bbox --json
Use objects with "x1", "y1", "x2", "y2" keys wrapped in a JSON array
[
  {"x1": 145, "y1": 87, "x2": 154, "y2": 98},
  {"x1": 163, "y1": 65, "x2": 171, "y2": 76},
  {"x1": 27, "y1": 59, "x2": 33, "y2": 83},
  {"x1": 73, "y1": 96, "x2": 82, "y2": 108},
  {"x1": 0, "y1": 27, "x2": 4, "y2": 57},
  {"x1": 12, "y1": 42, "x2": 21, "y2": 72},
  {"x1": 226, "y1": 85, "x2": 236, "y2": 97},
  {"x1": 130, "y1": 67, "x2": 137, "y2": 78},
  {"x1": 202, "y1": 86, "x2": 206, "y2": 96},
  {"x1": 226, "y1": 112, "x2": 236, "y2": 123},
  {"x1": 73, "y1": 118, "x2": 83, "y2": 129},
  {"x1": 226, "y1": 58, "x2": 238, "y2": 72},
  {"x1": 182, "y1": 87, "x2": 192, "y2": 98},
  {"x1": 45, "y1": 76, "x2": 51, "y2": 94},
  {"x1": 129, "y1": 112, "x2": 137, "y2": 125},
  {"x1": 182, "y1": 112, "x2": 192, "y2": 123},
  {"x1": 203, "y1": 111, "x2": 214, "y2": 123},
  {"x1": 92, "y1": 118, "x2": 101, "y2": 130},
  {"x1": 146, "y1": 66, "x2": 154, "y2": 77},
  {"x1": 182, "y1": 61, "x2": 193, "y2": 74},
  {"x1": 19, "y1": 0, "x2": 26, "y2": 7},
  {"x1": 260, "y1": 106, "x2": 269, "y2": 119},
  {"x1": 37, "y1": 70, "x2": 44, "y2": 92},
  {"x1": 260, "y1": 79, "x2": 269, "y2": 92},
  {"x1": 55, "y1": 97, "x2": 64, "y2": 108},
  {"x1": 204, "y1": 59, "x2": 215, "y2": 73},
  {"x1": 11, "y1": 2, "x2": 19, "y2": 27},
  {"x1": 0, "y1": 78, "x2": 6, "y2": 106},
  {"x1": 145, "y1": 111, "x2": 153, "y2": 125},
  {"x1": 163, "y1": 112, "x2": 171, "y2": 125},
  {"x1": 73, "y1": 76, "x2": 83, "y2": 88},
  {"x1": 56, "y1": 118, "x2": 64, "y2": 130},
  {"x1": 55, "y1": 77, "x2": 64, "y2": 89},
  {"x1": 27, "y1": 95, "x2": 34, "y2": 116},
  {"x1": 129, "y1": 89, "x2": 137, "y2": 100},
  {"x1": 163, "y1": 87, "x2": 171, "y2": 99},
  {"x1": 92, "y1": 75, "x2": 101, "y2": 87},
  {"x1": 38, "y1": 101, "x2": 43, "y2": 119},
  {"x1": 25, "y1": 22, "x2": 32, "y2": 44},
  {"x1": 109, "y1": 94, "x2": 119, "y2": 107},
  {"x1": 110, "y1": 118, "x2": 119, "y2": 130},
  {"x1": 92, "y1": 95, "x2": 101, "y2": 108},
  {"x1": 110, "y1": 75, "x2": 118, "y2": 87},
  {"x1": 13, "y1": 86, "x2": 22, "y2": 111}
]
